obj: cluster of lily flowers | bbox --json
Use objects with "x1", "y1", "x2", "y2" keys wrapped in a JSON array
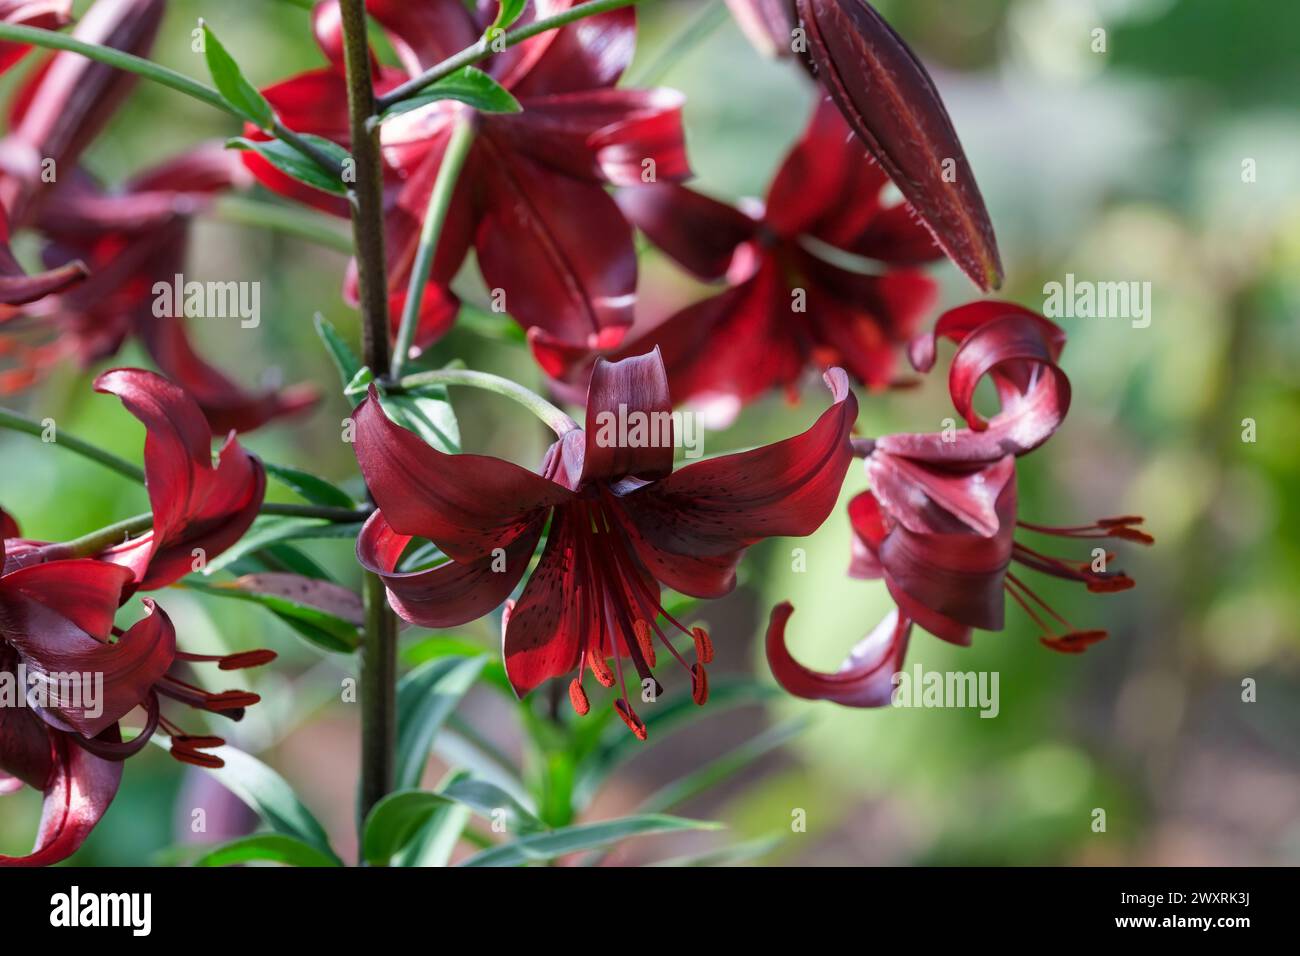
[{"x1": 0, "y1": 0, "x2": 1150, "y2": 866}]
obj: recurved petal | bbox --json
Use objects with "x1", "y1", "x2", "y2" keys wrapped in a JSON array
[
  {"x1": 621, "y1": 367, "x2": 857, "y2": 557},
  {"x1": 795, "y1": 0, "x2": 1003, "y2": 290},
  {"x1": 875, "y1": 474, "x2": 1016, "y2": 634},
  {"x1": 579, "y1": 348, "x2": 674, "y2": 486},
  {"x1": 765, "y1": 602, "x2": 911, "y2": 707},
  {"x1": 93, "y1": 368, "x2": 268, "y2": 590},
  {"x1": 492, "y1": 88, "x2": 690, "y2": 187},
  {"x1": 0, "y1": 730, "x2": 122, "y2": 867},
  {"x1": 356, "y1": 511, "x2": 539, "y2": 629},
  {"x1": 495, "y1": 0, "x2": 636, "y2": 97},
  {"x1": 137, "y1": 312, "x2": 319, "y2": 435},
  {"x1": 352, "y1": 387, "x2": 573, "y2": 562},
  {"x1": 614, "y1": 182, "x2": 758, "y2": 281}
]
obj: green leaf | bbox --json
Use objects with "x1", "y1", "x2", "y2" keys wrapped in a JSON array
[
  {"x1": 396, "y1": 656, "x2": 487, "y2": 790},
  {"x1": 193, "y1": 833, "x2": 342, "y2": 868},
  {"x1": 459, "y1": 815, "x2": 721, "y2": 867},
  {"x1": 394, "y1": 770, "x2": 473, "y2": 867},
  {"x1": 227, "y1": 135, "x2": 349, "y2": 196},
  {"x1": 380, "y1": 66, "x2": 521, "y2": 120},
  {"x1": 181, "y1": 574, "x2": 362, "y2": 654},
  {"x1": 344, "y1": 366, "x2": 375, "y2": 398},
  {"x1": 200, "y1": 20, "x2": 274, "y2": 129},
  {"x1": 572, "y1": 677, "x2": 783, "y2": 806},
  {"x1": 362, "y1": 790, "x2": 455, "y2": 866},
  {"x1": 440, "y1": 776, "x2": 545, "y2": 834},
  {"x1": 180, "y1": 743, "x2": 341, "y2": 864},
  {"x1": 227, "y1": 543, "x2": 335, "y2": 582},
  {"x1": 380, "y1": 385, "x2": 461, "y2": 453},
  {"x1": 264, "y1": 462, "x2": 356, "y2": 510},
  {"x1": 638, "y1": 718, "x2": 812, "y2": 814},
  {"x1": 202, "y1": 516, "x2": 363, "y2": 575},
  {"x1": 649, "y1": 834, "x2": 785, "y2": 868},
  {"x1": 313, "y1": 313, "x2": 361, "y2": 387},
  {"x1": 492, "y1": 0, "x2": 529, "y2": 32}
]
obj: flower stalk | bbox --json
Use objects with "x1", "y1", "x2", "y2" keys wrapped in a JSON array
[
  {"x1": 337, "y1": 0, "x2": 398, "y2": 842},
  {"x1": 390, "y1": 117, "x2": 477, "y2": 379},
  {"x1": 394, "y1": 368, "x2": 578, "y2": 436}
]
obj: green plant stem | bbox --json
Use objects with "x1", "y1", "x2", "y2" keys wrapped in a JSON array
[
  {"x1": 390, "y1": 118, "x2": 477, "y2": 379},
  {"x1": 338, "y1": 0, "x2": 399, "y2": 851},
  {"x1": 211, "y1": 196, "x2": 353, "y2": 254},
  {"x1": 0, "y1": 23, "x2": 340, "y2": 178},
  {"x1": 53, "y1": 502, "x2": 366, "y2": 560},
  {"x1": 395, "y1": 369, "x2": 578, "y2": 435},
  {"x1": 0, "y1": 407, "x2": 144, "y2": 482},
  {"x1": 376, "y1": 0, "x2": 649, "y2": 110}
]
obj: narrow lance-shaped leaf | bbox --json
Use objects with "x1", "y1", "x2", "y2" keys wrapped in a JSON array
[
  {"x1": 458, "y1": 815, "x2": 722, "y2": 867},
  {"x1": 380, "y1": 66, "x2": 521, "y2": 120},
  {"x1": 227, "y1": 136, "x2": 350, "y2": 197},
  {"x1": 193, "y1": 833, "x2": 342, "y2": 868},
  {"x1": 264, "y1": 461, "x2": 357, "y2": 510},
  {"x1": 795, "y1": 0, "x2": 1004, "y2": 290},
  {"x1": 200, "y1": 19, "x2": 274, "y2": 129},
  {"x1": 396, "y1": 655, "x2": 488, "y2": 790}
]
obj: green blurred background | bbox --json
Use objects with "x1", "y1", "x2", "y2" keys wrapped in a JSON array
[{"x1": 2, "y1": 0, "x2": 1298, "y2": 865}]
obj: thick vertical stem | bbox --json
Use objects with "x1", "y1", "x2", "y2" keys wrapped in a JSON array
[
  {"x1": 339, "y1": 0, "x2": 391, "y2": 375},
  {"x1": 338, "y1": 0, "x2": 397, "y2": 842}
]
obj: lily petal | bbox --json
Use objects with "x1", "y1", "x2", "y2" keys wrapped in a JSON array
[
  {"x1": 475, "y1": 147, "x2": 637, "y2": 341},
  {"x1": 614, "y1": 182, "x2": 758, "y2": 281},
  {"x1": 491, "y1": 88, "x2": 690, "y2": 186},
  {"x1": 0, "y1": 1, "x2": 72, "y2": 76},
  {"x1": 620, "y1": 367, "x2": 857, "y2": 557},
  {"x1": 353, "y1": 387, "x2": 572, "y2": 562},
  {"x1": 356, "y1": 511, "x2": 540, "y2": 628},
  {"x1": 579, "y1": 348, "x2": 675, "y2": 486},
  {"x1": 765, "y1": 602, "x2": 911, "y2": 707},
  {"x1": 94, "y1": 368, "x2": 267, "y2": 590},
  {"x1": 0, "y1": 729, "x2": 122, "y2": 867}
]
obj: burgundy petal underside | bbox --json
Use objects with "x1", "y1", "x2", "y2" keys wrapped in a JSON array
[{"x1": 352, "y1": 387, "x2": 572, "y2": 562}]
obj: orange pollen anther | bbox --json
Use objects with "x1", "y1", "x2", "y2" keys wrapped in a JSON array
[
  {"x1": 633, "y1": 619, "x2": 657, "y2": 668},
  {"x1": 568, "y1": 678, "x2": 590, "y2": 716},
  {"x1": 691, "y1": 663, "x2": 709, "y2": 706},
  {"x1": 691, "y1": 626, "x2": 714, "y2": 664},
  {"x1": 589, "y1": 652, "x2": 616, "y2": 688},
  {"x1": 614, "y1": 698, "x2": 647, "y2": 741}
]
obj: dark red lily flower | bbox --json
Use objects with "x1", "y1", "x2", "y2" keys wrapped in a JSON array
[
  {"x1": 768, "y1": 303, "x2": 1151, "y2": 705},
  {"x1": 793, "y1": 0, "x2": 1003, "y2": 291},
  {"x1": 0, "y1": 0, "x2": 72, "y2": 76},
  {"x1": 535, "y1": 98, "x2": 938, "y2": 425},
  {"x1": 352, "y1": 348, "x2": 857, "y2": 738},
  {"x1": 0, "y1": 521, "x2": 273, "y2": 864},
  {"x1": 246, "y1": 0, "x2": 689, "y2": 358},
  {"x1": 0, "y1": 0, "x2": 315, "y2": 430},
  {"x1": 92, "y1": 368, "x2": 268, "y2": 592}
]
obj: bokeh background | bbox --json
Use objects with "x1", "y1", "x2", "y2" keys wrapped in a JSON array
[{"x1": 2, "y1": 0, "x2": 1298, "y2": 865}]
